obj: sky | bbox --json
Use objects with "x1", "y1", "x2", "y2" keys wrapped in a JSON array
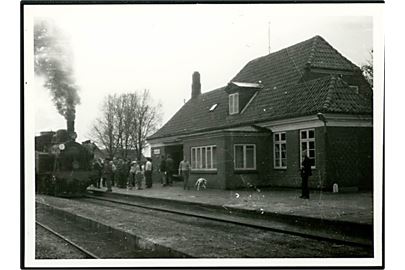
[{"x1": 27, "y1": 4, "x2": 374, "y2": 144}]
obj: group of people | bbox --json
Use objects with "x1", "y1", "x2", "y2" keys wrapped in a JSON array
[
  {"x1": 92, "y1": 153, "x2": 311, "y2": 198},
  {"x1": 158, "y1": 155, "x2": 174, "y2": 187},
  {"x1": 158, "y1": 155, "x2": 191, "y2": 190},
  {"x1": 92, "y1": 157, "x2": 153, "y2": 192}
]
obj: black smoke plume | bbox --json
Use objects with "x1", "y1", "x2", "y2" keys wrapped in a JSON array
[{"x1": 34, "y1": 19, "x2": 80, "y2": 121}]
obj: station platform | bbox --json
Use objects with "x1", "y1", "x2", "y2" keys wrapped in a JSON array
[{"x1": 89, "y1": 181, "x2": 373, "y2": 226}]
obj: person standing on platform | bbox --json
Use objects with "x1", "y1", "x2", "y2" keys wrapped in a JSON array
[
  {"x1": 122, "y1": 159, "x2": 130, "y2": 188},
  {"x1": 111, "y1": 158, "x2": 117, "y2": 187},
  {"x1": 102, "y1": 158, "x2": 114, "y2": 192},
  {"x1": 165, "y1": 155, "x2": 174, "y2": 186},
  {"x1": 179, "y1": 156, "x2": 190, "y2": 190},
  {"x1": 129, "y1": 161, "x2": 137, "y2": 190},
  {"x1": 300, "y1": 154, "x2": 312, "y2": 199},
  {"x1": 159, "y1": 155, "x2": 167, "y2": 186},
  {"x1": 93, "y1": 158, "x2": 103, "y2": 188},
  {"x1": 135, "y1": 161, "x2": 144, "y2": 190},
  {"x1": 116, "y1": 158, "x2": 125, "y2": 188},
  {"x1": 145, "y1": 158, "x2": 153, "y2": 188}
]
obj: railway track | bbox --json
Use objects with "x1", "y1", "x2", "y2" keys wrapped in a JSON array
[
  {"x1": 37, "y1": 193, "x2": 373, "y2": 258},
  {"x1": 83, "y1": 193, "x2": 372, "y2": 249},
  {"x1": 36, "y1": 221, "x2": 99, "y2": 259}
]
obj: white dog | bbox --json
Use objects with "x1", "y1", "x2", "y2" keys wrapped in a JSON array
[{"x1": 195, "y1": 178, "x2": 207, "y2": 191}]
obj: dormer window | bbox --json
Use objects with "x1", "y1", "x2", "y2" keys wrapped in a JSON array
[{"x1": 229, "y1": 93, "x2": 239, "y2": 115}]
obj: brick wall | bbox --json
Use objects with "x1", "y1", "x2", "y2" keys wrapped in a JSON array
[
  {"x1": 269, "y1": 128, "x2": 327, "y2": 189},
  {"x1": 224, "y1": 132, "x2": 271, "y2": 189},
  {"x1": 151, "y1": 125, "x2": 372, "y2": 191},
  {"x1": 325, "y1": 126, "x2": 373, "y2": 190}
]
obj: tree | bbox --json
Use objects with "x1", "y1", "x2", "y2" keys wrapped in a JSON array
[
  {"x1": 131, "y1": 90, "x2": 162, "y2": 161},
  {"x1": 91, "y1": 94, "x2": 119, "y2": 159},
  {"x1": 91, "y1": 90, "x2": 162, "y2": 161},
  {"x1": 361, "y1": 49, "x2": 373, "y2": 88}
]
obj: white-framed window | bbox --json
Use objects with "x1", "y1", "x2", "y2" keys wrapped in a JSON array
[
  {"x1": 191, "y1": 145, "x2": 217, "y2": 170},
  {"x1": 234, "y1": 144, "x2": 256, "y2": 170},
  {"x1": 229, "y1": 93, "x2": 239, "y2": 115},
  {"x1": 300, "y1": 129, "x2": 316, "y2": 168},
  {"x1": 274, "y1": 132, "x2": 287, "y2": 169}
]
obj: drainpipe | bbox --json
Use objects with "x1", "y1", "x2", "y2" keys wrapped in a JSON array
[{"x1": 317, "y1": 113, "x2": 328, "y2": 190}]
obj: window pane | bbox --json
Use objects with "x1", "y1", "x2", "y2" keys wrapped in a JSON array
[
  {"x1": 310, "y1": 158, "x2": 315, "y2": 167},
  {"x1": 309, "y1": 141, "x2": 315, "y2": 150},
  {"x1": 191, "y1": 148, "x2": 196, "y2": 168},
  {"x1": 281, "y1": 158, "x2": 287, "y2": 167},
  {"x1": 281, "y1": 148, "x2": 286, "y2": 159},
  {"x1": 309, "y1": 150, "x2": 315, "y2": 159},
  {"x1": 274, "y1": 143, "x2": 280, "y2": 167},
  {"x1": 301, "y1": 142, "x2": 307, "y2": 160},
  {"x1": 235, "y1": 146, "x2": 244, "y2": 168},
  {"x1": 281, "y1": 133, "x2": 286, "y2": 141},
  {"x1": 207, "y1": 148, "x2": 212, "y2": 169},
  {"x1": 234, "y1": 94, "x2": 239, "y2": 113},
  {"x1": 229, "y1": 95, "x2": 233, "y2": 113},
  {"x1": 202, "y1": 148, "x2": 206, "y2": 168},
  {"x1": 246, "y1": 146, "x2": 255, "y2": 168},
  {"x1": 301, "y1": 131, "x2": 307, "y2": 139},
  {"x1": 301, "y1": 142, "x2": 307, "y2": 152},
  {"x1": 309, "y1": 130, "x2": 315, "y2": 138},
  {"x1": 197, "y1": 148, "x2": 201, "y2": 168},
  {"x1": 212, "y1": 147, "x2": 217, "y2": 168},
  {"x1": 275, "y1": 133, "x2": 279, "y2": 141}
]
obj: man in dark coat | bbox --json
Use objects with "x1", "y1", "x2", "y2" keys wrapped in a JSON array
[
  {"x1": 144, "y1": 158, "x2": 153, "y2": 188},
  {"x1": 92, "y1": 159, "x2": 103, "y2": 188},
  {"x1": 102, "y1": 158, "x2": 114, "y2": 192},
  {"x1": 165, "y1": 155, "x2": 174, "y2": 186},
  {"x1": 300, "y1": 155, "x2": 312, "y2": 199},
  {"x1": 159, "y1": 155, "x2": 167, "y2": 186}
]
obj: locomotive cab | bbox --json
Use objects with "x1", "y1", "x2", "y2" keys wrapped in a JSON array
[{"x1": 35, "y1": 127, "x2": 95, "y2": 197}]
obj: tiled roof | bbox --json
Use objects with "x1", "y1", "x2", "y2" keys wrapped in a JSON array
[
  {"x1": 149, "y1": 36, "x2": 372, "y2": 140},
  {"x1": 230, "y1": 35, "x2": 357, "y2": 90}
]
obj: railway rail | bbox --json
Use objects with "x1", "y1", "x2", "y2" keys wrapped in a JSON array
[
  {"x1": 36, "y1": 221, "x2": 99, "y2": 259},
  {"x1": 83, "y1": 193, "x2": 372, "y2": 249}
]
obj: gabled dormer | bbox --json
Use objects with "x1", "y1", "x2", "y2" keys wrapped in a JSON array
[{"x1": 225, "y1": 81, "x2": 263, "y2": 115}]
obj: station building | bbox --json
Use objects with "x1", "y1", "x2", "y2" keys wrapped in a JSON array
[{"x1": 147, "y1": 36, "x2": 373, "y2": 191}]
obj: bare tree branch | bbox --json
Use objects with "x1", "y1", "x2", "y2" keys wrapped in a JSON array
[{"x1": 91, "y1": 90, "x2": 162, "y2": 161}]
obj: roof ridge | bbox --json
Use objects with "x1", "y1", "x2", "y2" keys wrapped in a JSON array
[
  {"x1": 322, "y1": 75, "x2": 337, "y2": 111},
  {"x1": 306, "y1": 35, "x2": 319, "y2": 67},
  {"x1": 312, "y1": 36, "x2": 359, "y2": 70},
  {"x1": 243, "y1": 35, "x2": 319, "y2": 66}
]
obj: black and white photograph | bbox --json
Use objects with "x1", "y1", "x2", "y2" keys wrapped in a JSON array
[{"x1": 22, "y1": 2, "x2": 384, "y2": 268}]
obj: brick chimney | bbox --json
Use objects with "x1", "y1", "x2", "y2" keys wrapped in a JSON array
[{"x1": 191, "y1": 71, "x2": 201, "y2": 99}]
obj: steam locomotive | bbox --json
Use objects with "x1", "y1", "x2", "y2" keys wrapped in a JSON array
[{"x1": 35, "y1": 120, "x2": 96, "y2": 197}]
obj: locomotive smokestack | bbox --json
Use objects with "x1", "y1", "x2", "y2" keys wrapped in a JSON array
[
  {"x1": 67, "y1": 119, "x2": 76, "y2": 140},
  {"x1": 67, "y1": 120, "x2": 74, "y2": 134}
]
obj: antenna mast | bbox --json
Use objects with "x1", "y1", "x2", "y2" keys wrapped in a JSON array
[{"x1": 268, "y1": 21, "x2": 271, "y2": 54}]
